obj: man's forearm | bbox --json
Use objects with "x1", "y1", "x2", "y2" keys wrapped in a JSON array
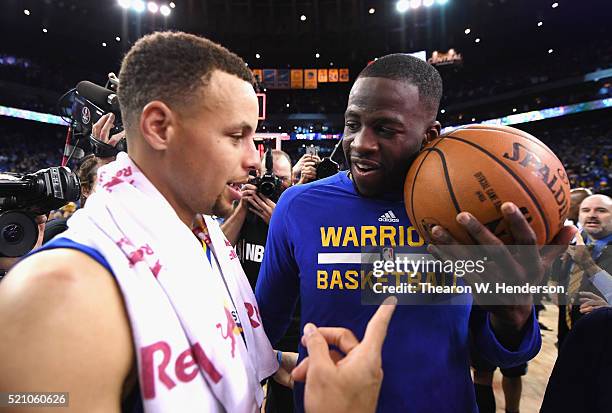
[
  {"x1": 489, "y1": 304, "x2": 533, "y2": 351},
  {"x1": 220, "y1": 205, "x2": 247, "y2": 246}
]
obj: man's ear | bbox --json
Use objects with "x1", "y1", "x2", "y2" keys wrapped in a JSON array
[
  {"x1": 424, "y1": 121, "x2": 441, "y2": 144},
  {"x1": 139, "y1": 101, "x2": 174, "y2": 151}
]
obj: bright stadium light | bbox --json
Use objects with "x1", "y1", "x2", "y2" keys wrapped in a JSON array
[
  {"x1": 410, "y1": 0, "x2": 422, "y2": 9},
  {"x1": 300, "y1": 14, "x2": 307, "y2": 21},
  {"x1": 475, "y1": 38, "x2": 481, "y2": 43},
  {"x1": 102, "y1": 42, "x2": 107, "y2": 47},
  {"x1": 315, "y1": 53, "x2": 320, "y2": 58},
  {"x1": 132, "y1": 0, "x2": 146, "y2": 13},
  {"x1": 147, "y1": 2, "x2": 159, "y2": 13},
  {"x1": 24, "y1": 9, "x2": 30, "y2": 15},
  {"x1": 42, "y1": 28, "x2": 48, "y2": 33},
  {"x1": 160, "y1": 5, "x2": 171, "y2": 16},
  {"x1": 116, "y1": 36, "x2": 121, "y2": 41},
  {"x1": 437, "y1": 0, "x2": 449, "y2": 4},
  {"x1": 440, "y1": 109, "x2": 446, "y2": 114},
  {"x1": 552, "y1": 2, "x2": 559, "y2": 8},
  {"x1": 169, "y1": 1, "x2": 176, "y2": 7},
  {"x1": 548, "y1": 48, "x2": 554, "y2": 54},
  {"x1": 423, "y1": 0, "x2": 435, "y2": 7},
  {"x1": 255, "y1": 53, "x2": 261, "y2": 59},
  {"x1": 118, "y1": 0, "x2": 130, "y2": 8},
  {"x1": 464, "y1": 28, "x2": 471, "y2": 34},
  {"x1": 369, "y1": 8, "x2": 375, "y2": 14},
  {"x1": 537, "y1": 21, "x2": 543, "y2": 26},
  {"x1": 396, "y1": 0, "x2": 410, "y2": 13}
]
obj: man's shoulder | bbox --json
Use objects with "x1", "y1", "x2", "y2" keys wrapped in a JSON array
[
  {"x1": 279, "y1": 172, "x2": 351, "y2": 209},
  {"x1": 0, "y1": 249, "x2": 134, "y2": 409},
  {"x1": 2, "y1": 248, "x2": 121, "y2": 315}
]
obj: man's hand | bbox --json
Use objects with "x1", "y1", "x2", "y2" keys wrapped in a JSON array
[
  {"x1": 293, "y1": 154, "x2": 321, "y2": 185},
  {"x1": 429, "y1": 202, "x2": 576, "y2": 332},
  {"x1": 292, "y1": 297, "x2": 397, "y2": 413},
  {"x1": 578, "y1": 291, "x2": 609, "y2": 314},
  {"x1": 566, "y1": 232, "x2": 599, "y2": 274},
  {"x1": 242, "y1": 186, "x2": 275, "y2": 224},
  {"x1": 91, "y1": 113, "x2": 125, "y2": 162},
  {"x1": 272, "y1": 351, "x2": 299, "y2": 389}
]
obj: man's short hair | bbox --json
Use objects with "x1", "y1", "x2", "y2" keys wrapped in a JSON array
[
  {"x1": 357, "y1": 54, "x2": 443, "y2": 117},
  {"x1": 118, "y1": 31, "x2": 254, "y2": 130}
]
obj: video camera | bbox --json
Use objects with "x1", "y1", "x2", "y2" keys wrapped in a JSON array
[
  {"x1": 62, "y1": 73, "x2": 126, "y2": 161},
  {"x1": 0, "y1": 166, "x2": 80, "y2": 257},
  {"x1": 250, "y1": 148, "x2": 282, "y2": 201}
]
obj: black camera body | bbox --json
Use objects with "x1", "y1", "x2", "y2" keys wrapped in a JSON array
[
  {"x1": 67, "y1": 78, "x2": 127, "y2": 160},
  {"x1": 251, "y1": 148, "x2": 282, "y2": 201},
  {"x1": 0, "y1": 166, "x2": 80, "y2": 257}
]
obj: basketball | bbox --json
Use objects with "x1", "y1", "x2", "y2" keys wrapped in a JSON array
[{"x1": 404, "y1": 124, "x2": 571, "y2": 245}]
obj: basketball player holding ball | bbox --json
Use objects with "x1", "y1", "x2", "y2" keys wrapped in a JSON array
[{"x1": 256, "y1": 54, "x2": 576, "y2": 412}]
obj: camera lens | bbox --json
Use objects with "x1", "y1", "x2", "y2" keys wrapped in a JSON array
[{"x1": 2, "y1": 223, "x2": 23, "y2": 244}]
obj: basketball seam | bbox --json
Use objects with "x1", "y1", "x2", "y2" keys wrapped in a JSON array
[
  {"x1": 426, "y1": 148, "x2": 462, "y2": 215},
  {"x1": 409, "y1": 138, "x2": 447, "y2": 235},
  {"x1": 442, "y1": 136, "x2": 550, "y2": 242}
]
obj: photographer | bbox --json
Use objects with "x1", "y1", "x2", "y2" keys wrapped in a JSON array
[{"x1": 222, "y1": 150, "x2": 291, "y2": 277}]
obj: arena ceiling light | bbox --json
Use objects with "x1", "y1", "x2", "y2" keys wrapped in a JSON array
[
  {"x1": 132, "y1": 1, "x2": 146, "y2": 13},
  {"x1": 300, "y1": 14, "x2": 307, "y2": 21},
  {"x1": 537, "y1": 21, "x2": 543, "y2": 26},
  {"x1": 475, "y1": 38, "x2": 481, "y2": 43},
  {"x1": 552, "y1": 2, "x2": 559, "y2": 8},
  {"x1": 396, "y1": 0, "x2": 447, "y2": 12},
  {"x1": 160, "y1": 5, "x2": 171, "y2": 16},
  {"x1": 255, "y1": 53, "x2": 261, "y2": 59},
  {"x1": 147, "y1": 2, "x2": 159, "y2": 13},
  {"x1": 464, "y1": 28, "x2": 471, "y2": 34},
  {"x1": 118, "y1": 0, "x2": 131, "y2": 8},
  {"x1": 42, "y1": 28, "x2": 48, "y2": 33},
  {"x1": 116, "y1": 36, "x2": 121, "y2": 41},
  {"x1": 24, "y1": 9, "x2": 31, "y2": 15},
  {"x1": 396, "y1": 0, "x2": 410, "y2": 12},
  {"x1": 169, "y1": 1, "x2": 176, "y2": 7},
  {"x1": 369, "y1": 7, "x2": 375, "y2": 14}
]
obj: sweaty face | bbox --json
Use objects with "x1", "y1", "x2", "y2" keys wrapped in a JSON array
[
  {"x1": 342, "y1": 77, "x2": 438, "y2": 198},
  {"x1": 167, "y1": 70, "x2": 259, "y2": 217},
  {"x1": 579, "y1": 195, "x2": 612, "y2": 239}
]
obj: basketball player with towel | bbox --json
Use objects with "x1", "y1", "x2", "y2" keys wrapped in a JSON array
[
  {"x1": 0, "y1": 32, "x2": 395, "y2": 413},
  {"x1": 257, "y1": 54, "x2": 576, "y2": 412}
]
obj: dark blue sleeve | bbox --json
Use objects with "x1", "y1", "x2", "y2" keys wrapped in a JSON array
[
  {"x1": 255, "y1": 190, "x2": 301, "y2": 346},
  {"x1": 469, "y1": 305, "x2": 541, "y2": 368}
]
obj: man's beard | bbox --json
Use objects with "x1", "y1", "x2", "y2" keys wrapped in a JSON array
[{"x1": 211, "y1": 192, "x2": 234, "y2": 219}]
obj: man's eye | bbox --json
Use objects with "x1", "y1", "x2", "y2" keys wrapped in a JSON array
[
  {"x1": 345, "y1": 121, "x2": 359, "y2": 131},
  {"x1": 377, "y1": 126, "x2": 396, "y2": 136}
]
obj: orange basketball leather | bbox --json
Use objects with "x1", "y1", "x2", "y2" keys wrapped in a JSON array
[{"x1": 404, "y1": 124, "x2": 571, "y2": 245}]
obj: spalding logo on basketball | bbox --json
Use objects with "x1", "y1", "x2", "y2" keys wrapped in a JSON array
[{"x1": 404, "y1": 124, "x2": 571, "y2": 245}]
